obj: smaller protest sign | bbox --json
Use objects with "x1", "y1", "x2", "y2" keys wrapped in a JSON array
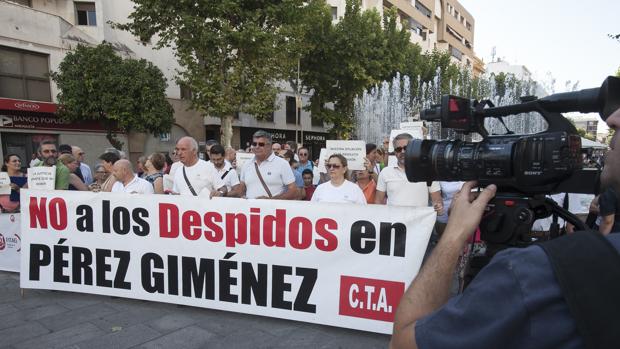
[
  {"x1": 326, "y1": 140, "x2": 366, "y2": 171},
  {"x1": 27, "y1": 167, "x2": 55, "y2": 190},
  {"x1": 399, "y1": 121, "x2": 424, "y2": 131},
  {"x1": 236, "y1": 152, "x2": 255, "y2": 170},
  {"x1": 317, "y1": 148, "x2": 328, "y2": 173},
  {"x1": 0, "y1": 173, "x2": 11, "y2": 195}
]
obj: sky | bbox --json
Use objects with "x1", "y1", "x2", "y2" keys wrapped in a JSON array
[
  {"x1": 459, "y1": 0, "x2": 619, "y2": 90},
  {"x1": 459, "y1": 0, "x2": 620, "y2": 132}
]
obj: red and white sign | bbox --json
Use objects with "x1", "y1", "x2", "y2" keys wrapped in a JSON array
[
  {"x1": 19, "y1": 191, "x2": 436, "y2": 334},
  {"x1": 0, "y1": 213, "x2": 21, "y2": 272}
]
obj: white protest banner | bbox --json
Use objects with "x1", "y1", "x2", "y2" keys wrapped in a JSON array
[
  {"x1": 0, "y1": 213, "x2": 20, "y2": 272},
  {"x1": 20, "y1": 190, "x2": 435, "y2": 334},
  {"x1": 317, "y1": 148, "x2": 328, "y2": 173},
  {"x1": 0, "y1": 173, "x2": 11, "y2": 195},
  {"x1": 326, "y1": 140, "x2": 366, "y2": 171},
  {"x1": 162, "y1": 174, "x2": 174, "y2": 193},
  {"x1": 27, "y1": 166, "x2": 56, "y2": 190},
  {"x1": 399, "y1": 121, "x2": 424, "y2": 132},
  {"x1": 568, "y1": 193, "x2": 595, "y2": 214},
  {"x1": 387, "y1": 155, "x2": 398, "y2": 168},
  {"x1": 388, "y1": 129, "x2": 424, "y2": 152},
  {"x1": 236, "y1": 152, "x2": 255, "y2": 171}
]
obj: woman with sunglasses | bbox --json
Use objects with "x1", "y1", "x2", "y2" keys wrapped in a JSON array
[{"x1": 311, "y1": 154, "x2": 366, "y2": 205}]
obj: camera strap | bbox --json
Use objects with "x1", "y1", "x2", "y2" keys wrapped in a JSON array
[{"x1": 539, "y1": 231, "x2": 620, "y2": 349}]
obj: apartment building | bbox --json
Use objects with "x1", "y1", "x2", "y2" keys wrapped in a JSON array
[
  {"x1": 328, "y1": 0, "x2": 484, "y2": 76},
  {"x1": 0, "y1": 0, "x2": 330, "y2": 164}
]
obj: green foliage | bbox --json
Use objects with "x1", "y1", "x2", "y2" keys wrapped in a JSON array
[
  {"x1": 50, "y1": 43, "x2": 174, "y2": 149},
  {"x1": 300, "y1": 0, "x2": 413, "y2": 138},
  {"x1": 115, "y1": 0, "x2": 308, "y2": 146}
]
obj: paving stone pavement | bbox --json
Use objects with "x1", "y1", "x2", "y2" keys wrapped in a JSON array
[{"x1": 0, "y1": 271, "x2": 390, "y2": 348}]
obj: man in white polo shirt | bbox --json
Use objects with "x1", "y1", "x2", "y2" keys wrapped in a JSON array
[
  {"x1": 111, "y1": 159, "x2": 154, "y2": 194},
  {"x1": 239, "y1": 130, "x2": 297, "y2": 200},
  {"x1": 375, "y1": 133, "x2": 444, "y2": 215},
  {"x1": 172, "y1": 136, "x2": 226, "y2": 198},
  {"x1": 208, "y1": 144, "x2": 242, "y2": 197}
]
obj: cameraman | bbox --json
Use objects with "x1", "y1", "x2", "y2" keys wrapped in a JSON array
[{"x1": 390, "y1": 106, "x2": 620, "y2": 349}]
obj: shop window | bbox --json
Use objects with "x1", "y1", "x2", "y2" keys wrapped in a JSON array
[
  {"x1": 0, "y1": 46, "x2": 51, "y2": 101},
  {"x1": 286, "y1": 96, "x2": 298, "y2": 124},
  {"x1": 75, "y1": 2, "x2": 97, "y2": 26}
]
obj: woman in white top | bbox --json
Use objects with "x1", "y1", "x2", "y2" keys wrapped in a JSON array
[{"x1": 311, "y1": 154, "x2": 367, "y2": 205}]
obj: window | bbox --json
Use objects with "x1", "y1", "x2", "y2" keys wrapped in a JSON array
[
  {"x1": 466, "y1": 22, "x2": 472, "y2": 31},
  {"x1": 266, "y1": 111, "x2": 274, "y2": 122},
  {"x1": 75, "y1": 2, "x2": 97, "y2": 26},
  {"x1": 286, "y1": 96, "x2": 298, "y2": 124},
  {"x1": 7, "y1": 0, "x2": 31, "y2": 6},
  {"x1": 409, "y1": 18, "x2": 427, "y2": 40},
  {"x1": 449, "y1": 45, "x2": 463, "y2": 60},
  {"x1": 331, "y1": 6, "x2": 338, "y2": 21},
  {"x1": 180, "y1": 84, "x2": 192, "y2": 99},
  {"x1": 415, "y1": 1, "x2": 432, "y2": 18},
  {"x1": 0, "y1": 46, "x2": 51, "y2": 101}
]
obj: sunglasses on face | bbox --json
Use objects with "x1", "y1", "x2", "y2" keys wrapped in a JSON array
[
  {"x1": 299, "y1": 153, "x2": 308, "y2": 156},
  {"x1": 327, "y1": 164, "x2": 342, "y2": 169},
  {"x1": 252, "y1": 142, "x2": 266, "y2": 147},
  {"x1": 394, "y1": 146, "x2": 407, "y2": 153}
]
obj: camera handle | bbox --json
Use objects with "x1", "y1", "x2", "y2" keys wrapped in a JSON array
[
  {"x1": 461, "y1": 194, "x2": 588, "y2": 291},
  {"x1": 480, "y1": 194, "x2": 587, "y2": 249}
]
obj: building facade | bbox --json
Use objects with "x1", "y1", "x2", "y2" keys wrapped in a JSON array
[
  {"x1": 0, "y1": 0, "x2": 331, "y2": 165},
  {"x1": 328, "y1": 0, "x2": 484, "y2": 76}
]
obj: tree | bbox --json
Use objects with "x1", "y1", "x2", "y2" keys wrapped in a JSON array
[
  {"x1": 51, "y1": 43, "x2": 174, "y2": 149},
  {"x1": 116, "y1": 0, "x2": 307, "y2": 147},
  {"x1": 300, "y1": 0, "x2": 412, "y2": 138}
]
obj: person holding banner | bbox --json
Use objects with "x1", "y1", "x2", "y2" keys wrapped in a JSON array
[
  {"x1": 208, "y1": 145, "x2": 242, "y2": 197},
  {"x1": 111, "y1": 159, "x2": 154, "y2": 194},
  {"x1": 0, "y1": 154, "x2": 27, "y2": 212},
  {"x1": 239, "y1": 130, "x2": 298, "y2": 200},
  {"x1": 311, "y1": 154, "x2": 366, "y2": 205},
  {"x1": 172, "y1": 137, "x2": 226, "y2": 198}
]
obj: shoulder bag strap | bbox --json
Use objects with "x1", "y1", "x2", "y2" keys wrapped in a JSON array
[
  {"x1": 539, "y1": 231, "x2": 620, "y2": 349},
  {"x1": 182, "y1": 166, "x2": 198, "y2": 196},
  {"x1": 220, "y1": 169, "x2": 231, "y2": 180},
  {"x1": 254, "y1": 162, "x2": 272, "y2": 198}
]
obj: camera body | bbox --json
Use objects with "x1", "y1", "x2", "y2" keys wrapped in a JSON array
[{"x1": 405, "y1": 76, "x2": 619, "y2": 247}]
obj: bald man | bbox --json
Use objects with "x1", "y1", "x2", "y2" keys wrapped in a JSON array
[
  {"x1": 111, "y1": 159, "x2": 154, "y2": 194},
  {"x1": 172, "y1": 136, "x2": 226, "y2": 197}
]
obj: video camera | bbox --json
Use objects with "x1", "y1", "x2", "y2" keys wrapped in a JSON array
[{"x1": 406, "y1": 76, "x2": 619, "y2": 249}]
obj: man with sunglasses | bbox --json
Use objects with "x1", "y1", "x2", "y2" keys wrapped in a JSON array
[
  {"x1": 238, "y1": 130, "x2": 298, "y2": 200},
  {"x1": 375, "y1": 133, "x2": 443, "y2": 215}
]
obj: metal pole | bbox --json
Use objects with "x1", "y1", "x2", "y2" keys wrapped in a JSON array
[{"x1": 295, "y1": 58, "x2": 301, "y2": 146}]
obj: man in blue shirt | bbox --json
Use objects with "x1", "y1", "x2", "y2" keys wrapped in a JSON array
[{"x1": 390, "y1": 106, "x2": 620, "y2": 349}]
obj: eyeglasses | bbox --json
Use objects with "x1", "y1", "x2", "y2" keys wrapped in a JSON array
[
  {"x1": 326, "y1": 164, "x2": 342, "y2": 169},
  {"x1": 299, "y1": 153, "x2": 308, "y2": 156},
  {"x1": 394, "y1": 146, "x2": 407, "y2": 153},
  {"x1": 252, "y1": 142, "x2": 266, "y2": 147}
]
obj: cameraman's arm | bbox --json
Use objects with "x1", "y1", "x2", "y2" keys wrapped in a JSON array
[
  {"x1": 391, "y1": 182, "x2": 496, "y2": 349},
  {"x1": 599, "y1": 215, "x2": 615, "y2": 235}
]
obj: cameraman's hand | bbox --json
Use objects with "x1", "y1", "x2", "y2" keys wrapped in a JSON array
[{"x1": 444, "y1": 181, "x2": 496, "y2": 244}]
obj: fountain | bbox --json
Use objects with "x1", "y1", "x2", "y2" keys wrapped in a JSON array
[{"x1": 353, "y1": 70, "x2": 548, "y2": 143}]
